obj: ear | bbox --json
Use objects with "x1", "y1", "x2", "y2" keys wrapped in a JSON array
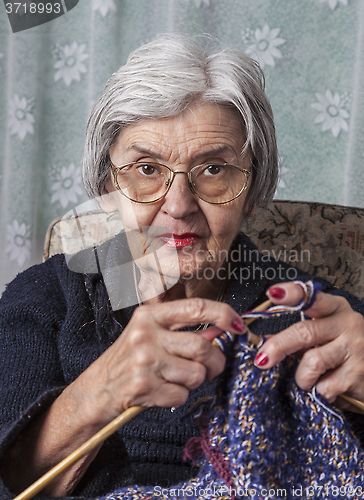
[{"x1": 99, "y1": 177, "x2": 119, "y2": 213}]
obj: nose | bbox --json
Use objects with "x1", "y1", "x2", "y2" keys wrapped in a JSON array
[{"x1": 161, "y1": 171, "x2": 199, "y2": 219}]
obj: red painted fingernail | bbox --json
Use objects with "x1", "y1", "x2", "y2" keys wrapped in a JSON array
[
  {"x1": 231, "y1": 318, "x2": 246, "y2": 333},
  {"x1": 255, "y1": 352, "x2": 269, "y2": 367},
  {"x1": 268, "y1": 286, "x2": 286, "y2": 300}
]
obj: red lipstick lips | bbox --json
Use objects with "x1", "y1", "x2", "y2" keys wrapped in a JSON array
[{"x1": 159, "y1": 233, "x2": 200, "y2": 248}]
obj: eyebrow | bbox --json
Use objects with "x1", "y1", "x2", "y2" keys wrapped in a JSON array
[
  {"x1": 127, "y1": 144, "x2": 236, "y2": 162},
  {"x1": 192, "y1": 146, "x2": 236, "y2": 161},
  {"x1": 127, "y1": 145, "x2": 164, "y2": 160}
]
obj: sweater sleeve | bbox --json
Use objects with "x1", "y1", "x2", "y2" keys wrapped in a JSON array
[
  {"x1": 0, "y1": 257, "x2": 134, "y2": 499},
  {"x1": 0, "y1": 259, "x2": 70, "y2": 498}
]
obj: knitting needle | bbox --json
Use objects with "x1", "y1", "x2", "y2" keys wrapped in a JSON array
[
  {"x1": 13, "y1": 405, "x2": 145, "y2": 500},
  {"x1": 338, "y1": 394, "x2": 364, "y2": 413},
  {"x1": 14, "y1": 301, "x2": 271, "y2": 500},
  {"x1": 13, "y1": 298, "x2": 364, "y2": 499},
  {"x1": 231, "y1": 299, "x2": 364, "y2": 415}
]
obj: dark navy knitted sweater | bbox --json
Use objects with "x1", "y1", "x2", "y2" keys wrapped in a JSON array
[{"x1": 0, "y1": 233, "x2": 363, "y2": 499}]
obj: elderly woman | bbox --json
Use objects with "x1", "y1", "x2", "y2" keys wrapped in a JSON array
[{"x1": 1, "y1": 36, "x2": 364, "y2": 499}]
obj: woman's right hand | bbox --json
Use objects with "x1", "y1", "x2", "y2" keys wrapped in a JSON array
[
  {"x1": 72, "y1": 298, "x2": 246, "y2": 426},
  {"x1": 2, "y1": 298, "x2": 245, "y2": 496}
]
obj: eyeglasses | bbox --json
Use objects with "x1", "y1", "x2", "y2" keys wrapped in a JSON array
[{"x1": 110, "y1": 161, "x2": 251, "y2": 205}]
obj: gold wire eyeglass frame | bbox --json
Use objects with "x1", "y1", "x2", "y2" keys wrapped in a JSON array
[{"x1": 110, "y1": 161, "x2": 251, "y2": 205}]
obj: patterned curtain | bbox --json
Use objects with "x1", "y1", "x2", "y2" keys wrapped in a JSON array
[{"x1": 1, "y1": 0, "x2": 363, "y2": 295}]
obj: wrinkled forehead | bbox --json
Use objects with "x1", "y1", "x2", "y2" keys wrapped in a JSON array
[{"x1": 110, "y1": 102, "x2": 246, "y2": 163}]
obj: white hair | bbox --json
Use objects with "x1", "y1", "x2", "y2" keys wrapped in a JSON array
[{"x1": 81, "y1": 35, "x2": 278, "y2": 215}]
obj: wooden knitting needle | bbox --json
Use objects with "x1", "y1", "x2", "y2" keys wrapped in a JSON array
[
  {"x1": 12, "y1": 406, "x2": 145, "y2": 500},
  {"x1": 338, "y1": 394, "x2": 364, "y2": 413},
  {"x1": 14, "y1": 302, "x2": 272, "y2": 500},
  {"x1": 236, "y1": 299, "x2": 364, "y2": 414},
  {"x1": 13, "y1": 298, "x2": 364, "y2": 499}
]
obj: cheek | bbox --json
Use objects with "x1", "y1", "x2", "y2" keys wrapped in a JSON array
[
  {"x1": 118, "y1": 200, "x2": 160, "y2": 230},
  {"x1": 205, "y1": 205, "x2": 244, "y2": 239}
]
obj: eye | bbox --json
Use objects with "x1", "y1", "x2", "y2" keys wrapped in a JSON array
[
  {"x1": 203, "y1": 164, "x2": 225, "y2": 176},
  {"x1": 136, "y1": 163, "x2": 159, "y2": 176}
]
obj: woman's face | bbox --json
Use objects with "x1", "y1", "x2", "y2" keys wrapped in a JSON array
[{"x1": 106, "y1": 102, "x2": 251, "y2": 299}]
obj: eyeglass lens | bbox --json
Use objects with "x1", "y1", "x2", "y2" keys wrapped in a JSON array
[{"x1": 115, "y1": 163, "x2": 248, "y2": 203}]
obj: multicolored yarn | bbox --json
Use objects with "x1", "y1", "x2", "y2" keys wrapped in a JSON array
[
  {"x1": 100, "y1": 281, "x2": 364, "y2": 500},
  {"x1": 211, "y1": 330, "x2": 235, "y2": 357},
  {"x1": 241, "y1": 280, "x2": 322, "y2": 321}
]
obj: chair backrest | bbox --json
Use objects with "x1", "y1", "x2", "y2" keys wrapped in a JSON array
[
  {"x1": 241, "y1": 200, "x2": 364, "y2": 300},
  {"x1": 44, "y1": 200, "x2": 364, "y2": 300},
  {"x1": 44, "y1": 210, "x2": 122, "y2": 260}
]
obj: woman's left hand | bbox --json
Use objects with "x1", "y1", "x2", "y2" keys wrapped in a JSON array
[{"x1": 253, "y1": 282, "x2": 364, "y2": 409}]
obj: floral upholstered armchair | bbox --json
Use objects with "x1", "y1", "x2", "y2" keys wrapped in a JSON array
[{"x1": 44, "y1": 200, "x2": 364, "y2": 301}]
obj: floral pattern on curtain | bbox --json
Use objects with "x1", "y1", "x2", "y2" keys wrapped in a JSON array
[{"x1": 0, "y1": 0, "x2": 364, "y2": 294}]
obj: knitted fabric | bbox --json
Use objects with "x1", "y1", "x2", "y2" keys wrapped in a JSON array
[{"x1": 99, "y1": 334, "x2": 364, "y2": 500}]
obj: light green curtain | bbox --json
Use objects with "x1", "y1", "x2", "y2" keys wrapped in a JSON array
[{"x1": 1, "y1": 0, "x2": 364, "y2": 295}]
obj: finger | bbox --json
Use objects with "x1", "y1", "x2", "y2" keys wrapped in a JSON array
[
  {"x1": 254, "y1": 290, "x2": 359, "y2": 370},
  {"x1": 152, "y1": 383, "x2": 190, "y2": 409},
  {"x1": 267, "y1": 282, "x2": 350, "y2": 319},
  {"x1": 254, "y1": 314, "x2": 345, "y2": 369},
  {"x1": 159, "y1": 356, "x2": 207, "y2": 390},
  {"x1": 315, "y1": 366, "x2": 364, "y2": 405},
  {"x1": 132, "y1": 381, "x2": 190, "y2": 409},
  {"x1": 313, "y1": 352, "x2": 364, "y2": 404},
  {"x1": 139, "y1": 298, "x2": 246, "y2": 334},
  {"x1": 294, "y1": 336, "x2": 349, "y2": 394},
  {"x1": 315, "y1": 367, "x2": 351, "y2": 404},
  {"x1": 267, "y1": 282, "x2": 304, "y2": 305},
  {"x1": 199, "y1": 326, "x2": 224, "y2": 342},
  {"x1": 162, "y1": 330, "x2": 226, "y2": 381}
]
